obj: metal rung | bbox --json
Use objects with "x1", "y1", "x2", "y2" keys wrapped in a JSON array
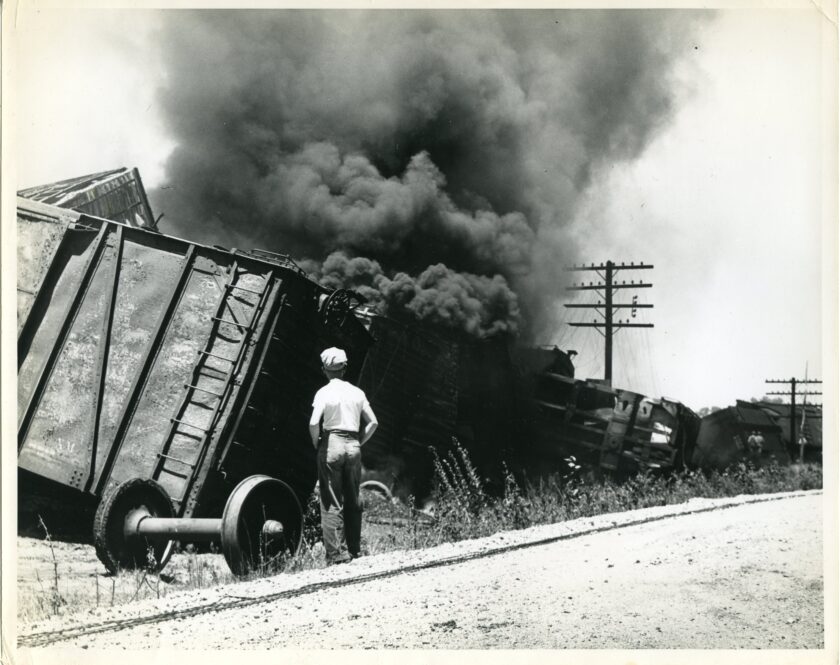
[
  {"x1": 199, "y1": 350, "x2": 237, "y2": 363},
  {"x1": 175, "y1": 428, "x2": 203, "y2": 441},
  {"x1": 171, "y1": 418, "x2": 209, "y2": 433},
  {"x1": 227, "y1": 283, "x2": 264, "y2": 295},
  {"x1": 159, "y1": 467, "x2": 190, "y2": 480},
  {"x1": 198, "y1": 369, "x2": 230, "y2": 382},
  {"x1": 157, "y1": 453, "x2": 197, "y2": 468},
  {"x1": 214, "y1": 334, "x2": 245, "y2": 345},
  {"x1": 185, "y1": 383, "x2": 224, "y2": 398},
  {"x1": 212, "y1": 316, "x2": 251, "y2": 329}
]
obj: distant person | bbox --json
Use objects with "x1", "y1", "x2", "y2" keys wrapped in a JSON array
[
  {"x1": 798, "y1": 433, "x2": 808, "y2": 462},
  {"x1": 309, "y1": 347, "x2": 378, "y2": 566},
  {"x1": 753, "y1": 431, "x2": 765, "y2": 455},
  {"x1": 746, "y1": 430, "x2": 758, "y2": 455}
]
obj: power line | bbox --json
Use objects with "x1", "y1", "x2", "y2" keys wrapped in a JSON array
[
  {"x1": 764, "y1": 377, "x2": 822, "y2": 449},
  {"x1": 564, "y1": 260, "x2": 654, "y2": 385},
  {"x1": 642, "y1": 326, "x2": 660, "y2": 397}
]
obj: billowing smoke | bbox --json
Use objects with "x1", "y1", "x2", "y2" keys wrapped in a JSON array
[
  {"x1": 151, "y1": 10, "x2": 706, "y2": 338},
  {"x1": 308, "y1": 251, "x2": 520, "y2": 336}
]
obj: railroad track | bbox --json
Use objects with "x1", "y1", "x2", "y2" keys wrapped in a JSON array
[{"x1": 17, "y1": 490, "x2": 820, "y2": 648}]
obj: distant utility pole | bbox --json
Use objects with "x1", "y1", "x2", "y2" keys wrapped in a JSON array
[
  {"x1": 564, "y1": 260, "x2": 654, "y2": 384},
  {"x1": 764, "y1": 377, "x2": 822, "y2": 448}
]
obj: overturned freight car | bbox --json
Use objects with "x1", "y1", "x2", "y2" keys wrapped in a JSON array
[
  {"x1": 17, "y1": 196, "x2": 372, "y2": 574},
  {"x1": 751, "y1": 401, "x2": 823, "y2": 463},
  {"x1": 693, "y1": 401, "x2": 790, "y2": 469},
  {"x1": 19, "y1": 167, "x2": 158, "y2": 229},
  {"x1": 522, "y1": 364, "x2": 700, "y2": 477},
  {"x1": 353, "y1": 313, "x2": 700, "y2": 498},
  {"x1": 353, "y1": 312, "x2": 520, "y2": 500}
]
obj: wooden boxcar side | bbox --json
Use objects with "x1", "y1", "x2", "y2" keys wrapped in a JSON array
[{"x1": 17, "y1": 197, "x2": 372, "y2": 536}]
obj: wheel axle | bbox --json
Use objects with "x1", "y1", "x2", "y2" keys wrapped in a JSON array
[{"x1": 94, "y1": 475, "x2": 303, "y2": 577}]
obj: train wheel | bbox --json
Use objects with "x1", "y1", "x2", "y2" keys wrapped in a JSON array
[
  {"x1": 359, "y1": 479, "x2": 393, "y2": 511},
  {"x1": 93, "y1": 478, "x2": 175, "y2": 575},
  {"x1": 220, "y1": 475, "x2": 303, "y2": 577}
]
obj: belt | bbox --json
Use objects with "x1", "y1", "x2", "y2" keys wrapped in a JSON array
[{"x1": 325, "y1": 429, "x2": 357, "y2": 436}]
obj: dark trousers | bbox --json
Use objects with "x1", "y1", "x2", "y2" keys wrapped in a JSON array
[{"x1": 317, "y1": 431, "x2": 362, "y2": 563}]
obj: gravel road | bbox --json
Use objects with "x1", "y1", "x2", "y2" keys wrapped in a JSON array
[{"x1": 21, "y1": 491, "x2": 824, "y2": 649}]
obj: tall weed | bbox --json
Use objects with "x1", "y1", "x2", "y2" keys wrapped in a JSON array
[{"x1": 417, "y1": 443, "x2": 822, "y2": 547}]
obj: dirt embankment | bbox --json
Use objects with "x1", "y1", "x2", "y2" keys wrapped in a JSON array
[{"x1": 17, "y1": 491, "x2": 824, "y2": 650}]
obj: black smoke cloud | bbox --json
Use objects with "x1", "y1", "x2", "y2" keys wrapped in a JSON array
[
  {"x1": 151, "y1": 10, "x2": 706, "y2": 338},
  {"x1": 307, "y1": 251, "x2": 521, "y2": 337}
]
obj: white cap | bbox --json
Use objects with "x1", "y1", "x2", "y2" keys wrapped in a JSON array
[{"x1": 320, "y1": 347, "x2": 348, "y2": 370}]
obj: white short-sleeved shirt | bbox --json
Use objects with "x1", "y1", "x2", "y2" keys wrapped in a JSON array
[{"x1": 310, "y1": 379, "x2": 373, "y2": 431}]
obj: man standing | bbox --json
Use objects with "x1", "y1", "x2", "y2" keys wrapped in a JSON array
[
  {"x1": 753, "y1": 430, "x2": 765, "y2": 456},
  {"x1": 309, "y1": 347, "x2": 378, "y2": 565},
  {"x1": 746, "y1": 430, "x2": 758, "y2": 456}
]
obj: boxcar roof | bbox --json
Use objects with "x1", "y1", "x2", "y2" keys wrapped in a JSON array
[
  {"x1": 17, "y1": 196, "x2": 326, "y2": 292},
  {"x1": 19, "y1": 167, "x2": 156, "y2": 230}
]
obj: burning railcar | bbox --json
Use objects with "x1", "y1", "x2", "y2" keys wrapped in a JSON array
[
  {"x1": 353, "y1": 312, "x2": 521, "y2": 499},
  {"x1": 353, "y1": 312, "x2": 701, "y2": 498}
]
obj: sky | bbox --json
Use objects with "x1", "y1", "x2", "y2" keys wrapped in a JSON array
[{"x1": 12, "y1": 5, "x2": 835, "y2": 411}]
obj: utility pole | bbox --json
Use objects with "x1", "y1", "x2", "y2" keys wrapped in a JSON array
[
  {"x1": 564, "y1": 260, "x2": 654, "y2": 384},
  {"x1": 764, "y1": 377, "x2": 822, "y2": 450}
]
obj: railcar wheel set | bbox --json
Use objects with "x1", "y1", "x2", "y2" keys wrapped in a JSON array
[{"x1": 93, "y1": 475, "x2": 303, "y2": 576}]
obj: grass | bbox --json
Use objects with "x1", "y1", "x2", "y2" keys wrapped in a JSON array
[
  {"x1": 18, "y1": 443, "x2": 822, "y2": 625},
  {"x1": 297, "y1": 441, "x2": 821, "y2": 561},
  {"x1": 17, "y1": 538, "x2": 240, "y2": 625}
]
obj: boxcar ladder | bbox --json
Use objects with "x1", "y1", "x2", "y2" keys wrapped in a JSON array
[{"x1": 153, "y1": 263, "x2": 274, "y2": 509}]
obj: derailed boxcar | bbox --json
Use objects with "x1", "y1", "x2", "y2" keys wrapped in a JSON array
[
  {"x1": 17, "y1": 197, "x2": 372, "y2": 574},
  {"x1": 693, "y1": 401, "x2": 789, "y2": 469},
  {"x1": 750, "y1": 400, "x2": 822, "y2": 463},
  {"x1": 354, "y1": 313, "x2": 519, "y2": 499},
  {"x1": 18, "y1": 167, "x2": 157, "y2": 229},
  {"x1": 525, "y1": 369, "x2": 700, "y2": 476},
  {"x1": 354, "y1": 313, "x2": 700, "y2": 499}
]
